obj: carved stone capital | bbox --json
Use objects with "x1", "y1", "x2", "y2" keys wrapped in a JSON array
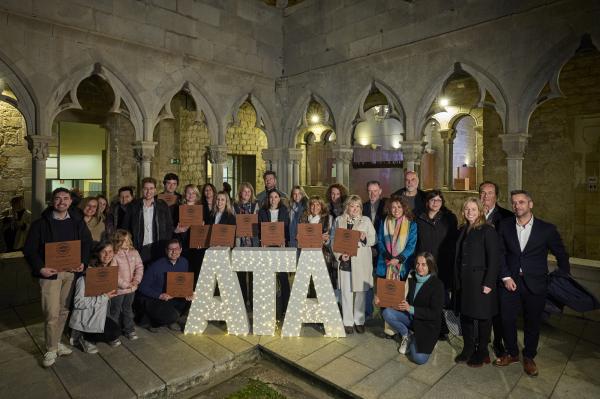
[
  {"x1": 401, "y1": 140, "x2": 426, "y2": 163},
  {"x1": 332, "y1": 146, "x2": 354, "y2": 163},
  {"x1": 500, "y1": 133, "x2": 530, "y2": 159},
  {"x1": 262, "y1": 147, "x2": 282, "y2": 162},
  {"x1": 133, "y1": 141, "x2": 157, "y2": 163},
  {"x1": 287, "y1": 148, "x2": 303, "y2": 163},
  {"x1": 439, "y1": 128, "x2": 456, "y2": 141},
  {"x1": 208, "y1": 145, "x2": 229, "y2": 164},
  {"x1": 26, "y1": 135, "x2": 53, "y2": 161}
]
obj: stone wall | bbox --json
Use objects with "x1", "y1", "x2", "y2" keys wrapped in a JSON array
[
  {"x1": 106, "y1": 114, "x2": 138, "y2": 198},
  {"x1": 482, "y1": 109, "x2": 508, "y2": 204},
  {"x1": 226, "y1": 102, "x2": 268, "y2": 192},
  {"x1": 525, "y1": 49, "x2": 600, "y2": 260},
  {"x1": 0, "y1": 102, "x2": 31, "y2": 212},
  {"x1": 178, "y1": 110, "x2": 210, "y2": 188}
]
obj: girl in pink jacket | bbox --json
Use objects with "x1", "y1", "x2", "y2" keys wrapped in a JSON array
[{"x1": 109, "y1": 229, "x2": 144, "y2": 340}]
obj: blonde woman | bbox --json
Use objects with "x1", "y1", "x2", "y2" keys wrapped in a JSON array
[
  {"x1": 453, "y1": 197, "x2": 500, "y2": 367},
  {"x1": 331, "y1": 195, "x2": 376, "y2": 334},
  {"x1": 80, "y1": 197, "x2": 105, "y2": 242},
  {"x1": 300, "y1": 196, "x2": 335, "y2": 288},
  {"x1": 174, "y1": 184, "x2": 203, "y2": 283}
]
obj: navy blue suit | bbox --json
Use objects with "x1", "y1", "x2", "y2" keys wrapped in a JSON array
[{"x1": 497, "y1": 216, "x2": 570, "y2": 358}]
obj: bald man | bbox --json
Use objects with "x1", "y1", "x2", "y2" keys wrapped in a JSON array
[{"x1": 392, "y1": 171, "x2": 426, "y2": 217}]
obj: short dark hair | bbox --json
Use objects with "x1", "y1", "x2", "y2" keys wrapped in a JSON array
[
  {"x1": 425, "y1": 189, "x2": 445, "y2": 208},
  {"x1": 52, "y1": 187, "x2": 70, "y2": 198},
  {"x1": 510, "y1": 189, "x2": 532, "y2": 201},
  {"x1": 263, "y1": 170, "x2": 277, "y2": 180},
  {"x1": 415, "y1": 251, "x2": 438, "y2": 275},
  {"x1": 163, "y1": 173, "x2": 179, "y2": 184},
  {"x1": 118, "y1": 186, "x2": 134, "y2": 197},
  {"x1": 366, "y1": 180, "x2": 381, "y2": 189},
  {"x1": 479, "y1": 181, "x2": 499, "y2": 196},
  {"x1": 141, "y1": 177, "x2": 157, "y2": 187},
  {"x1": 166, "y1": 238, "x2": 182, "y2": 248}
]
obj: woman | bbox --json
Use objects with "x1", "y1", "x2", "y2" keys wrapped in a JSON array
[
  {"x1": 258, "y1": 189, "x2": 291, "y2": 317},
  {"x1": 96, "y1": 195, "x2": 109, "y2": 221},
  {"x1": 80, "y1": 197, "x2": 105, "y2": 242},
  {"x1": 174, "y1": 184, "x2": 203, "y2": 283},
  {"x1": 69, "y1": 241, "x2": 121, "y2": 353},
  {"x1": 289, "y1": 185, "x2": 308, "y2": 247},
  {"x1": 331, "y1": 195, "x2": 376, "y2": 334},
  {"x1": 326, "y1": 183, "x2": 348, "y2": 219},
  {"x1": 415, "y1": 190, "x2": 458, "y2": 340},
  {"x1": 208, "y1": 191, "x2": 237, "y2": 226},
  {"x1": 376, "y1": 252, "x2": 444, "y2": 365},
  {"x1": 200, "y1": 183, "x2": 217, "y2": 225},
  {"x1": 234, "y1": 182, "x2": 260, "y2": 308},
  {"x1": 375, "y1": 196, "x2": 417, "y2": 281},
  {"x1": 453, "y1": 197, "x2": 500, "y2": 367}
]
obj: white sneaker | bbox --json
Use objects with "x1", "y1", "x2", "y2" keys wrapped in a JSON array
[
  {"x1": 398, "y1": 334, "x2": 411, "y2": 355},
  {"x1": 125, "y1": 331, "x2": 138, "y2": 340},
  {"x1": 108, "y1": 339, "x2": 121, "y2": 347},
  {"x1": 57, "y1": 343, "x2": 73, "y2": 356},
  {"x1": 78, "y1": 337, "x2": 98, "y2": 354},
  {"x1": 42, "y1": 351, "x2": 57, "y2": 367}
]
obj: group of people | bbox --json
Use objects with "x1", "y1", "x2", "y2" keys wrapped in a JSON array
[{"x1": 22, "y1": 169, "x2": 569, "y2": 378}]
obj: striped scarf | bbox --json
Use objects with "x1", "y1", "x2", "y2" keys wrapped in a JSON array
[{"x1": 384, "y1": 216, "x2": 410, "y2": 280}]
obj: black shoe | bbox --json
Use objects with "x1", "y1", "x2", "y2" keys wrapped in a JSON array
[
  {"x1": 147, "y1": 326, "x2": 160, "y2": 333},
  {"x1": 467, "y1": 350, "x2": 491, "y2": 367},
  {"x1": 493, "y1": 343, "x2": 505, "y2": 358},
  {"x1": 344, "y1": 326, "x2": 354, "y2": 334},
  {"x1": 455, "y1": 349, "x2": 474, "y2": 363},
  {"x1": 354, "y1": 325, "x2": 365, "y2": 334}
]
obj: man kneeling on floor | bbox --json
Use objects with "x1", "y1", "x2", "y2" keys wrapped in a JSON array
[{"x1": 136, "y1": 239, "x2": 193, "y2": 332}]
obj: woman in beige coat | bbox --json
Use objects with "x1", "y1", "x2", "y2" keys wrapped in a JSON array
[{"x1": 332, "y1": 195, "x2": 376, "y2": 334}]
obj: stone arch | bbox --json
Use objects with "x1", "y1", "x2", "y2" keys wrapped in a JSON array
[
  {"x1": 46, "y1": 62, "x2": 145, "y2": 140},
  {"x1": 340, "y1": 80, "x2": 405, "y2": 146},
  {"x1": 283, "y1": 91, "x2": 336, "y2": 147},
  {"x1": 414, "y1": 61, "x2": 508, "y2": 139},
  {"x1": 154, "y1": 81, "x2": 219, "y2": 145},
  {"x1": 0, "y1": 51, "x2": 37, "y2": 136},
  {"x1": 227, "y1": 93, "x2": 275, "y2": 147}
]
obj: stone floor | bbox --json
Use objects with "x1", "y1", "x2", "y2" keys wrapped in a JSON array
[{"x1": 1, "y1": 303, "x2": 599, "y2": 399}]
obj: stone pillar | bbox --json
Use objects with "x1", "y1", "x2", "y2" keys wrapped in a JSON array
[
  {"x1": 26, "y1": 135, "x2": 53, "y2": 218},
  {"x1": 439, "y1": 129, "x2": 456, "y2": 189},
  {"x1": 208, "y1": 145, "x2": 229, "y2": 186},
  {"x1": 474, "y1": 125, "x2": 484, "y2": 184},
  {"x1": 500, "y1": 132, "x2": 530, "y2": 196},
  {"x1": 287, "y1": 148, "x2": 303, "y2": 187},
  {"x1": 133, "y1": 140, "x2": 157, "y2": 190},
  {"x1": 332, "y1": 146, "x2": 353, "y2": 188},
  {"x1": 401, "y1": 140, "x2": 425, "y2": 173}
]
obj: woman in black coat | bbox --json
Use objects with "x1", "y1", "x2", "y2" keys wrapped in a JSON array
[
  {"x1": 376, "y1": 252, "x2": 444, "y2": 365},
  {"x1": 453, "y1": 197, "x2": 500, "y2": 367},
  {"x1": 258, "y1": 189, "x2": 291, "y2": 317},
  {"x1": 207, "y1": 191, "x2": 237, "y2": 226}
]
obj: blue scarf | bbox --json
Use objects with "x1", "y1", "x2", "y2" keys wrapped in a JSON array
[{"x1": 413, "y1": 273, "x2": 431, "y2": 300}]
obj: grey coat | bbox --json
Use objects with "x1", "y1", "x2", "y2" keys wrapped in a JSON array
[{"x1": 69, "y1": 276, "x2": 110, "y2": 333}]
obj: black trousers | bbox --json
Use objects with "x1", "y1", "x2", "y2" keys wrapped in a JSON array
[
  {"x1": 460, "y1": 315, "x2": 492, "y2": 355},
  {"x1": 500, "y1": 275, "x2": 546, "y2": 359},
  {"x1": 138, "y1": 295, "x2": 187, "y2": 327},
  {"x1": 74, "y1": 317, "x2": 121, "y2": 343}
]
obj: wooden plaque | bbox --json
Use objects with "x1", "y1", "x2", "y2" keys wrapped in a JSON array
[
  {"x1": 376, "y1": 278, "x2": 406, "y2": 308},
  {"x1": 166, "y1": 272, "x2": 194, "y2": 298},
  {"x1": 189, "y1": 225, "x2": 210, "y2": 248},
  {"x1": 260, "y1": 222, "x2": 285, "y2": 247},
  {"x1": 209, "y1": 224, "x2": 236, "y2": 247},
  {"x1": 297, "y1": 223, "x2": 323, "y2": 248},
  {"x1": 235, "y1": 214, "x2": 258, "y2": 237},
  {"x1": 178, "y1": 205, "x2": 204, "y2": 226},
  {"x1": 45, "y1": 240, "x2": 81, "y2": 271},
  {"x1": 158, "y1": 193, "x2": 178, "y2": 206},
  {"x1": 332, "y1": 228, "x2": 360, "y2": 257},
  {"x1": 85, "y1": 267, "x2": 118, "y2": 297}
]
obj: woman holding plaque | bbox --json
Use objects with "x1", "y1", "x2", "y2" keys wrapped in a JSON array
[
  {"x1": 70, "y1": 241, "x2": 122, "y2": 354},
  {"x1": 174, "y1": 184, "x2": 203, "y2": 283},
  {"x1": 376, "y1": 252, "x2": 444, "y2": 364},
  {"x1": 326, "y1": 183, "x2": 348, "y2": 220},
  {"x1": 80, "y1": 197, "x2": 106, "y2": 242},
  {"x1": 200, "y1": 183, "x2": 217, "y2": 225},
  {"x1": 331, "y1": 195, "x2": 376, "y2": 334},
  {"x1": 288, "y1": 186, "x2": 308, "y2": 248},
  {"x1": 208, "y1": 191, "x2": 237, "y2": 225},
  {"x1": 234, "y1": 182, "x2": 259, "y2": 308},
  {"x1": 258, "y1": 189, "x2": 291, "y2": 317},
  {"x1": 453, "y1": 198, "x2": 500, "y2": 367}
]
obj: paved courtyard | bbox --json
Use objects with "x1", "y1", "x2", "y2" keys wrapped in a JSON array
[{"x1": 1, "y1": 302, "x2": 599, "y2": 399}]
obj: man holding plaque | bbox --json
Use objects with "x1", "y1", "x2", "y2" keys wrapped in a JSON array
[
  {"x1": 137, "y1": 239, "x2": 193, "y2": 332},
  {"x1": 23, "y1": 187, "x2": 93, "y2": 367}
]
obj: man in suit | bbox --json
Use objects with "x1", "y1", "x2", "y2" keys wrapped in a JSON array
[
  {"x1": 392, "y1": 170, "x2": 426, "y2": 218},
  {"x1": 363, "y1": 180, "x2": 386, "y2": 319},
  {"x1": 494, "y1": 190, "x2": 570, "y2": 376},
  {"x1": 479, "y1": 181, "x2": 514, "y2": 357}
]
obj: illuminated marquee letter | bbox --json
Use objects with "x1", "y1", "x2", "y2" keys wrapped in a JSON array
[
  {"x1": 184, "y1": 248, "x2": 249, "y2": 335},
  {"x1": 231, "y1": 247, "x2": 296, "y2": 336},
  {"x1": 282, "y1": 249, "x2": 345, "y2": 337}
]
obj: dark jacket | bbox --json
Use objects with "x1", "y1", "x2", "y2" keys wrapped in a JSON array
[
  {"x1": 207, "y1": 211, "x2": 237, "y2": 225},
  {"x1": 258, "y1": 204, "x2": 290, "y2": 245},
  {"x1": 407, "y1": 273, "x2": 445, "y2": 354},
  {"x1": 362, "y1": 199, "x2": 386, "y2": 233},
  {"x1": 497, "y1": 216, "x2": 570, "y2": 295},
  {"x1": 487, "y1": 204, "x2": 513, "y2": 230},
  {"x1": 124, "y1": 198, "x2": 173, "y2": 254},
  {"x1": 289, "y1": 201, "x2": 306, "y2": 247},
  {"x1": 391, "y1": 188, "x2": 426, "y2": 218},
  {"x1": 454, "y1": 224, "x2": 500, "y2": 319},
  {"x1": 415, "y1": 208, "x2": 458, "y2": 288},
  {"x1": 23, "y1": 207, "x2": 93, "y2": 279}
]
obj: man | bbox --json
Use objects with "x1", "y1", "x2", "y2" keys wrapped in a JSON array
[
  {"x1": 23, "y1": 188, "x2": 93, "y2": 367},
  {"x1": 162, "y1": 173, "x2": 182, "y2": 223},
  {"x1": 392, "y1": 170, "x2": 426, "y2": 217},
  {"x1": 137, "y1": 239, "x2": 193, "y2": 331},
  {"x1": 109, "y1": 186, "x2": 135, "y2": 232},
  {"x1": 255, "y1": 170, "x2": 287, "y2": 208},
  {"x1": 362, "y1": 180, "x2": 386, "y2": 319},
  {"x1": 1, "y1": 195, "x2": 31, "y2": 252},
  {"x1": 124, "y1": 177, "x2": 173, "y2": 264},
  {"x1": 494, "y1": 190, "x2": 570, "y2": 377},
  {"x1": 479, "y1": 181, "x2": 514, "y2": 357}
]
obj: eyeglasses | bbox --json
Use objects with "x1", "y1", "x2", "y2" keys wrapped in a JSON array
[{"x1": 429, "y1": 198, "x2": 442, "y2": 203}]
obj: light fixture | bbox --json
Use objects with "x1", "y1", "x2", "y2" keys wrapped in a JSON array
[
  {"x1": 310, "y1": 114, "x2": 320, "y2": 124},
  {"x1": 439, "y1": 97, "x2": 449, "y2": 107}
]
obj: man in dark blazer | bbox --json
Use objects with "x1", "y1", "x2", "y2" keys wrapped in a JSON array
[
  {"x1": 392, "y1": 170, "x2": 426, "y2": 218},
  {"x1": 494, "y1": 190, "x2": 570, "y2": 377},
  {"x1": 363, "y1": 180, "x2": 386, "y2": 319},
  {"x1": 479, "y1": 181, "x2": 514, "y2": 356}
]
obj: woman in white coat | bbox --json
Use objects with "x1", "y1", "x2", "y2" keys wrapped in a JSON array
[{"x1": 332, "y1": 194, "x2": 376, "y2": 334}]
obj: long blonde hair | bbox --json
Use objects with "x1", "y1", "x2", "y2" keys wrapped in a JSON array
[
  {"x1": 461, "y1": 197, "x2": 486, "y2": 230},
  {"x1": 113, "y1": 229, "x2": 134, "y2": 252}
]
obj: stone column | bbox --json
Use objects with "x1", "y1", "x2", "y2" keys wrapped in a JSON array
[
  {"x1": 401, "y1": 140, "x2": 425, "y2": 173},
  {"x1": 332, "y1": 146, "x2": 354, "y2": 188},
  {"x1": 287, "y1": 148, "x2": 303, "y2": 187},
  {"x1": 439, "y1": 129, "x2": 456, "y2": 189},
  {"x1": 208, "y1": 145, "x2": 229, "y2": 186},
  {"x1": 474, "y1": 125, "x2": 484, "y2": 184},
  {"x1": 500, "y1": 132, "x2": 530, "y2": 196},
  {"x1": 133, "y1": 141, "x2": 157, "y2": 182},
  {"x1": 26, "y1": 135, "x2": 53, "y2": 218}
]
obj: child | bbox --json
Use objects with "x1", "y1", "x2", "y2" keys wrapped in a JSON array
[{"x1": 110, "y1": 229, "x2": 144, "y2": 340}]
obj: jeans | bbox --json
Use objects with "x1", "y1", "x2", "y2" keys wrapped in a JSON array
[
  {"x1": 109, "y1": 292, "x2": 136, "y2": 334},
  {"x1": 382, "y1": 307, "x2": 431, "y2": 365}
]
